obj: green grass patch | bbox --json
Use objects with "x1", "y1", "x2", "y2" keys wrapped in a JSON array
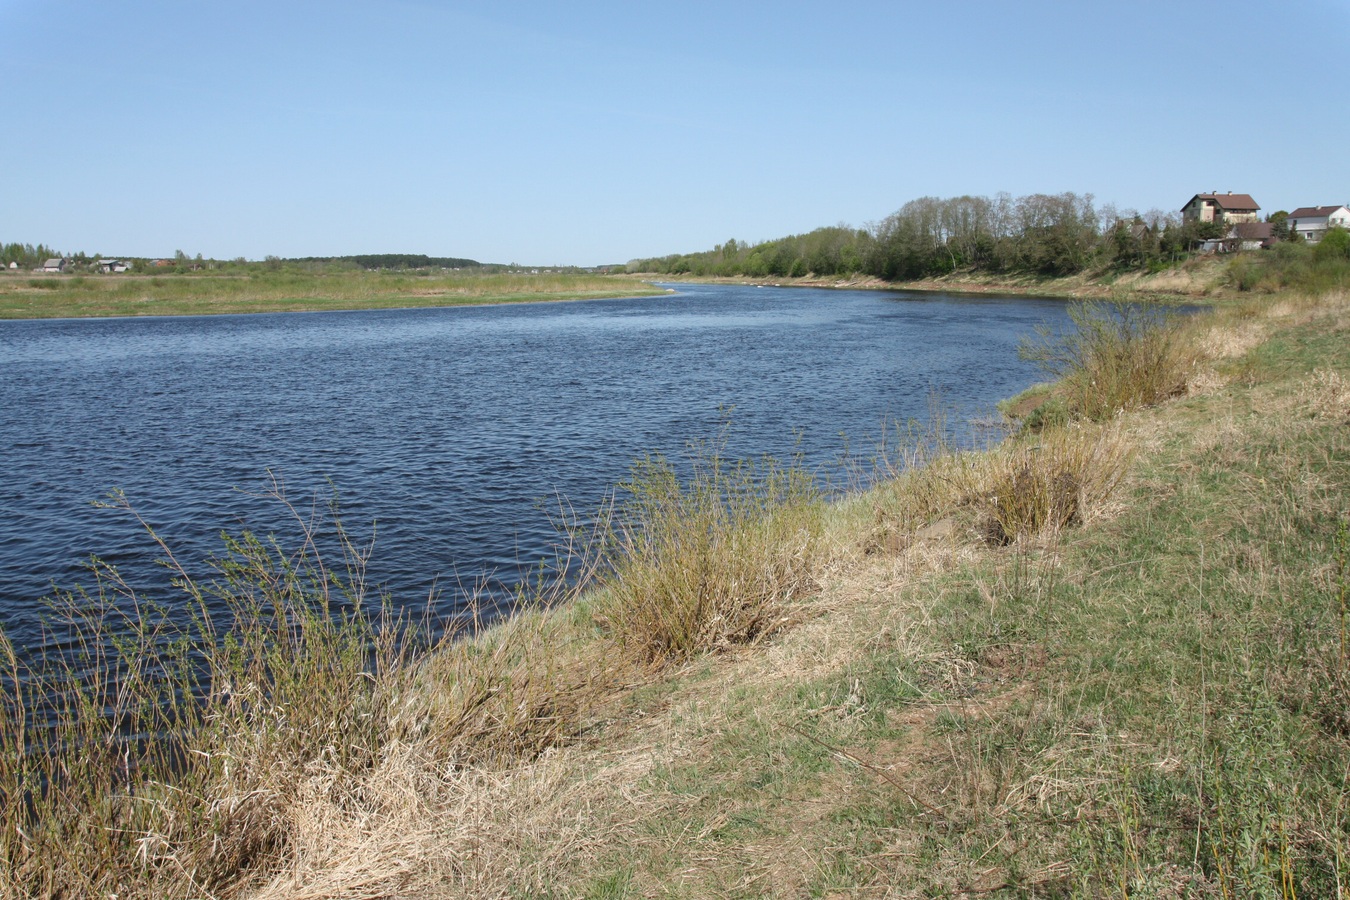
[{"x1": 0, "y1": 270, "x2": 664, "y2": 318}]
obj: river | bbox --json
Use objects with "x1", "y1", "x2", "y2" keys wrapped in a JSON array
[{"x1": 0, "y1": 283, "x2": 1073, "y2": 651}]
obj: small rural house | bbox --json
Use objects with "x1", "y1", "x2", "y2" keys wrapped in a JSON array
[
  {"x1": 6, "y1": 262, "x2": 16, "y2": 270},
  {"x1": 1287, "y1": 206, "x2": 1350, "y2": 243},
  {"x1": 97, "y1": 259, "x2": 131, "y2": 273},
  {"x1": 1232, "y1": 222, "x2": 1274, "y2": 251},
  {"x1": 1196, "y1": 222, "x2": 1274, "y2": 254},
  {"x1": 41, "y1": 258, "x2": 67, "y2": 273},
  {"x1": 1182, "y1": 192, "x2": 1261, "y2": 226}
]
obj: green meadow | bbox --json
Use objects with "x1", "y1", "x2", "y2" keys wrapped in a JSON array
[{"x1": 0, "y1": 269, "x2": 664, "y2": 319}]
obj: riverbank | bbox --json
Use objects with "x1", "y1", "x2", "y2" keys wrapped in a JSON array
[
  {"x1": 652, "y1": 254, "x2": 1230, "y2": 303},
  {"x1": 0, "y1": 269, "x2": 665, "y2": 318},
  {"x1": 5, "y1": 278, "x2": 1348, "y2": 896},
  {"x1": 382, "y1": 286, "x2": 1346, "y2": 898}
]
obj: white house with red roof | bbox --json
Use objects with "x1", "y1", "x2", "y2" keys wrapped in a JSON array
[{"x1": 1287, "y1": 205, "x2": 1350, "y2": 244}]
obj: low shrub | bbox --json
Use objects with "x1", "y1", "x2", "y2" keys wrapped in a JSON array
[{"x1": 1223, "y1": 239, "x2": 1350, "y2": 294}]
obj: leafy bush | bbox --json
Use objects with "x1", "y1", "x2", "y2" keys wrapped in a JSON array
[
  {"x1": 1314, "y1": 226, "x2": 1350, "y2": 263},
  {"x1": 1224, "y1": 236, "x2": 1350, "y2": 293}
]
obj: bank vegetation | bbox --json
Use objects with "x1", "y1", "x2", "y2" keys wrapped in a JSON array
[{"x1": 630, "y1": 192, "x2": 1350, "y2": 300}]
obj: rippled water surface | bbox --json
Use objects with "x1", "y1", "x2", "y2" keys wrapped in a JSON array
[{"x1": 0, "y1": 283, "x2": 1073, "y2": 647}]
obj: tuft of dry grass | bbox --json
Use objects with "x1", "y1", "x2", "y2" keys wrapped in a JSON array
[
  {"x1": 590, "y1": 443, "x2": 826, "y2": 668},
  {"x1": 1020, "y1": 299, "x2": 1199, "y2": 422},
  {"x1": 866, "y1": 416, "x2": 1134, "y2": 552},
  {"x1": 0, "y1": 480, "x2": 615, "y2": 899},
  {"x1": 974, "y1": 421, "x2": 1135, "y2": 546}
]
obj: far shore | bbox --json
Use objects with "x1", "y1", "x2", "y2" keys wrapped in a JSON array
[
  {"x1": 0, "y1": 270, "x2": 668, "y2": 320},
  {"x1": 645, "y1": 256, "x2": 1228, "y2": 303},
  {"x1": 0, "y1": 257, "x2": 1228, "y2": 320}
]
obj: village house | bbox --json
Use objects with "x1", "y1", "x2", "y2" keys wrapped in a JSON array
[
  {"x1": 1182, "y1": 192, "x2": 1261, "y2": 226},
  {"x1": 1287, "y1": 205, "x2": 1350, "y2": 244},
  {"x1": 1199, "y1": 222, "x2": 1274, "y2": 254},
  {"x1": 41, "y1": 258, "x2": 67, "y2": 273},
  {"x1": 97, "y1": 259, "x2": 131, "y2": 273},
  {"x1": 1231, "y1": 222, "x2": 1274, "y2": 251}
]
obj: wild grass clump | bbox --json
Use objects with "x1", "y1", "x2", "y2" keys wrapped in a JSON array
[
  {"x1": 395, "y1": 605, "x2": 616, "y2": 767},
  {"x1": 976, "y1": 422, "x2": 1134, "y2": 545},
  {"x1": 0, "y1": 483, "x2": 607, "y2": 898},
  {"x1": 866, "y1": 413, "x2": 1134, "y2": 551},
  {"x1": 592, "y1": 442, "x2": 825, "y2": 667},
  {"x1": 1021, "y1": 299, "x2": 1196, "y2": 421},
  {"x1": 0, "y1": 491, "x2": 401, "y2": 898}
]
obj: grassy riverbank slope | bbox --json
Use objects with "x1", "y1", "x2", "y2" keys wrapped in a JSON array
[
  {"x1": 0, "y1": 269, "x2": 664, "y2": 318},
  {"x1": 4, "y1": 270, "x2": 1349, "y2": 897},
  {"x1": 653, "y1": 253, "x2": 1232, "y2": 303}
]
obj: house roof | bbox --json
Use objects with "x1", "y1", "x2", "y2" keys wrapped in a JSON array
[
  {"x1": 1288, "y1": 205, "x2": 1349, "y2": 219},
  {"x1": 42, "y1": 258, "x2": 63, "y2": 267},
  {"x1": 1234, "y1": 222, "x2": 1272, "y2": 239},
  {"x1": 1186, "y1": 193, "x2": 1260, "y2": 211}
]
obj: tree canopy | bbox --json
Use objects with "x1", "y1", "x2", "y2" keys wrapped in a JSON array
[{"x1": 629, "y1": 192, "x2": 1202, "y2": 280}]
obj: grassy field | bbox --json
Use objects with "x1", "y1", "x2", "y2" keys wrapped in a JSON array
[
  {"x1": 0, "y1": 270, "x2": 665, "y2": 318},
  {"x1": 3, "y1": 271, "x2": 1349, "y2": 897}
]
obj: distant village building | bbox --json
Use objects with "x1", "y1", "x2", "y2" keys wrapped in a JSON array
[
  {"x1": 1287, "y1": 205, "x2": 1350, "y2": 244},
  {"x1": 1195, "y1": 222, "x2": 1275, "y2": 254},
  {"x1": 6, "y1": 262, "x2": 16, "y2": 270},
  {"x1": 1232, "y1": 222, "x2": 1274, "y2": 251},
  {"x1": 97, "y1": 259, "x2": 131, "y2": 273},
  {"x1": 41, "y1": 258, "x2": 67, "y2": 273},
  {"x1": 1182, "y1": 192, "x2": 1261, "y2": 226}
]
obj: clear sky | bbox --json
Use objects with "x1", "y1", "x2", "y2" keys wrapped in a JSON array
[{"x1": 3, "y1": 0, "x2": 1347, "y2": 266}]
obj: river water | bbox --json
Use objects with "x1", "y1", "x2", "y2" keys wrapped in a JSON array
[{"x1": 0, "y1": 283, "x2": 1073, "y2": 651}]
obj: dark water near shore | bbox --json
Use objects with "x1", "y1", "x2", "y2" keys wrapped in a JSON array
[{"x1": 0, "y1": 283, "x2": 1073, "y2": 651}]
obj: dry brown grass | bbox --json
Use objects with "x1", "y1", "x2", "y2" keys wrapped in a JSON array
[
  {"x1": 865, "y1": 419, "x2": 1134, "y2": 554},
  {"x1": 974, "y1": 420, "x2": 1135, "y2": 546},
  {"x1": 590, "y1": 448, "x2": 826, "y2": 669}
]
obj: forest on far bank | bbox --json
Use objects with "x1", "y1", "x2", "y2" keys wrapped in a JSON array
[{"x1": 628, "y1": 191, "x2": 1303, "y2": 280}]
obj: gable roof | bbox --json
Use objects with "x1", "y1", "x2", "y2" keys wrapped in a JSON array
[
  {"x1": 1234, "y1": 222, "x2": 1272, "y2": 240},
  {"x1": 1186, "y1": 193, "x2": 1260, "y2": 211},
  {"x1": 1288, "y1": 205, "x2": 1349, "y2": 219}
]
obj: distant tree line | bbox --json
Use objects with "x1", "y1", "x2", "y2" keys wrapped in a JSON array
[
  {"x1": 2, "y1": 242, "x2": 67, "y2": 268},
  {"x1": 0, "y1": 246, "x2": 488, "y2": 275},
  {"x1": 629, "y1": 192, "x2": 1229, "y2": 280}
]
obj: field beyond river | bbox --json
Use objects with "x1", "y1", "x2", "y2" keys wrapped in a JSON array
[
  {"x1": 0, "y1": 268, "x2": 665, "y2": 318},
  {"x1": 3, "y1": 263, "x2": 1349, "y2": 897}
]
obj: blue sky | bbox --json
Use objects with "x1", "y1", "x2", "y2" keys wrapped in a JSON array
[{"x1": 2, "y1": 1, "x2": 1346, "y2": 265}]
